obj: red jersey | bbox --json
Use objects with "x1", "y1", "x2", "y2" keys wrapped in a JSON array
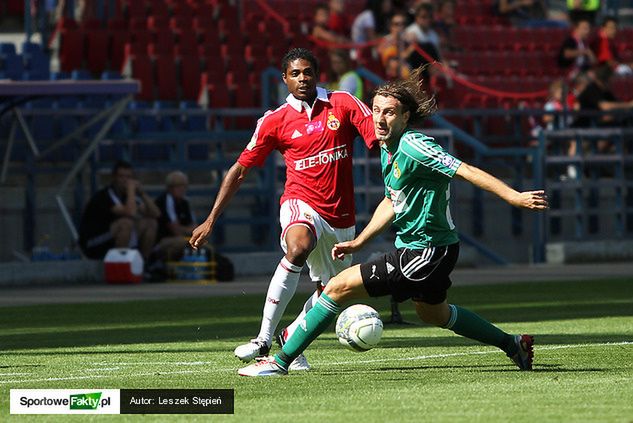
[{"x1": 238, "y1": 87, "x2": 377, "y2": 228}]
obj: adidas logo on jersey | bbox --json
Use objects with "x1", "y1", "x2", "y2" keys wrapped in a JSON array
[
  {"x1": 386, "y1": 262, "x2": 395, "y2": 274},
  {"x1": 291, "y1": 129, "x2": 303, "y2": 139}
]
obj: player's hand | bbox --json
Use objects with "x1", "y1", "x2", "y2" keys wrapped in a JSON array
[
  {"x1": 332, "y1": 240, "x2": 361, "y2": 260},
  {"x1": 189, "y1": 221, "x2": 213, "y2": 250},
  {"x1": 510, "y1": 190, "x2": 548, "y2": 210}
]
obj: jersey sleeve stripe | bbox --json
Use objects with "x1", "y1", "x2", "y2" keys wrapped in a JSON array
[{"x1": 336, "y1": 90, "x2": 371, "y2": 116}]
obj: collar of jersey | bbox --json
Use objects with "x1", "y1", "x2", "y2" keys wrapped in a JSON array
[
  {"x1": 286, "y1": 87, "x2": 330, "y2": 114},
  {"x1": 381, "y1": 129, "x2": 409, "y2": 155}
]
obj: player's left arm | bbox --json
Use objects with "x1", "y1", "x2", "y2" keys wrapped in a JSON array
[{"x1": 455, "y1": 162, "x2": 548, "y2": 210}]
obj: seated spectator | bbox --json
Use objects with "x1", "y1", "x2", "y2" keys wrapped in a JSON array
[
  {"x1": 384, "y1": 55, "x2": 411, "y2": 80},
  {"x1": 567, "y1": 0, "x2": 600, "y2": 25},
  {"x1": 312, "y1": 2, "x2": 350, "y2": 44},
  {"x1": 351, "y1": 0, "x2": 393, "y2": 43},
  {"x1": 433, "y1": 0, "x2": 458, "y2": 51},
  {"x1": 78, "y1": 160, "x2": 160, "y2": 261},
  {"x1": 377, "y1": 12, "x2": 413, "y2": 77},
  {"x1": 153, "y1": 171, "x2": 197, "y2": 262},
  {"x1": 328, "y1": 0, "x2": 352, "y2": 38},
  {"x1": 557, "y1": 19, "x2": 596, "y2": 79},
  {"x1": 327, "y1": 49, "x2": 364, "y2": 99},
  {"x1": 573, "y1": 65, "x2": 633, "y2": 130},
  {"x1": 495, "y1": 0, "x2": 547, "y2": 26},
  {"x1": 404, "y1": 3, "x2": 441, "y2": 77},
  {"x1": 590, "y1": 16, "x2": 633, "y2": 76}
]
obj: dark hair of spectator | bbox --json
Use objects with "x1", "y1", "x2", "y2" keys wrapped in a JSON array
[
  {"x1": 366, "y1": 0, "x2": 391, "y2": 34},
  {"x1": 315, "y1": 2, "x2": 328, "y2": 12},
  {"x1": 373, "y1": 66, "x2": 437, "y2": 126},
  {"x1": 111, "y1": 160, "x2": 132, "y2": 175},
  {"x1": 281, "y1": 48, "x2": 320, "y2": 75},
  {"x1": 601, "y1": 16, "x2": 618, "y2": 27}
]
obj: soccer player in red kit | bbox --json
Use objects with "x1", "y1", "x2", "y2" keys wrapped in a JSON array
[{"x1": 189, "y1": 48, "x2": 377, "y2": 370}]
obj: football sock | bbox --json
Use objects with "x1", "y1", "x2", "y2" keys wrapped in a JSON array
[
  {"x1": 256, "y1": 257, "x2": 303, "y2": 345},
  {"x1": 444, "y1": 304, "x2": 516, "y2": 355},
  {"x1": 284, "y1": 290, "x2": 319, "y2": 339},
  {"x1": 275, "y1": 293, "x2": 340, "y2": 369}
]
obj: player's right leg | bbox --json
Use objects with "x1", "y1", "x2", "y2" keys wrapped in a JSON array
[
  {"x1": 234, "y1": 223, "x2": 315, "y2": 362},
  {"x1": 239, "y1": 264, "x2": 368, "y2": 376}
]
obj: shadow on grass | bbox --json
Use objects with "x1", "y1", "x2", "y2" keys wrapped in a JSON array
[
  {"x1": 1, "y1": 279, "x2": 631, "y2": 351},
  {"x1": 317, "y1": 363, "x2": 609, "y2": 376}
]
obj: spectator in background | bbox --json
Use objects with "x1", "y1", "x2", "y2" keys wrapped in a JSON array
[
  {"x1": 557, "y1": 19, "x2": 596, "y2": 79},
  {"x1": 384, "y1": 55, "x2": 411, "y2": 80},
  {"x1": 567, "y1": 0, "x2": 600, "y2": 25},
  {"x1": 153, "y1": 171, "x2": 197, "y2": 262},
  {"x1": 328, "y1": 0, "x2": 351, "y2": 38},
  {"x1": 351, "y1": 0, "x2": 393, "y2": 43},
  {"x1": 590, "y1": 16, "x2": 633, "y2": 76},
  {"x1": 78, "y1": 160, "x2": 160, "y2": 261},
  {"x1": 495, "y1": 0, "x2": 547, "y2": 26},
  {"x1": 312, "y1": 3, "x2": 350, "y2": 44},
  {"x1": 328, "y1": 49, "x2": 364, "y2": 99},
  {"x1": 377, "y1": 12, "x2": 413, "y2": 78},
  {"x1": 433, "y1": 0, "x2": 457, "y2": 51},
  {"x1": 573, "y1": 65, "x2": 633, "y2": 130},
  {"x1": 404, "y1": 3, "x2": 442, "y2": 77}
]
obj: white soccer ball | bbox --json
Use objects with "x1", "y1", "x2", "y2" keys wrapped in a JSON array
[{"x1": 335, "y1": 304, "x2": 383, "y2": 352}]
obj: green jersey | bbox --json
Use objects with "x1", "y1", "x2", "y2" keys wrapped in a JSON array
[{"x1": 381, "y1": 129, "x2": 461, "y2": 249}]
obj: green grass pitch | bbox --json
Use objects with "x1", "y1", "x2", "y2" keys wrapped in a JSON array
[{"x1": 1, "y1": 278, "x2": 632, "y2": 422}]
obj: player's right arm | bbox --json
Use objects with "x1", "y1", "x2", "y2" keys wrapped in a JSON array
[
  {"x1": 190, "y1": 110, "x2": 278, "y2": 249},
  {"x1": 189, "y1": 162, "x2": 250, "y2": 249},
  {"x1": 332, "y1": 196, "x2": 395, "y2": 260}
]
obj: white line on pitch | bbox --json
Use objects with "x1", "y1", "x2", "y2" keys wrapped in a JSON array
[{"x1": 1, "y1": 341, "x2": 631, "y2": 384}]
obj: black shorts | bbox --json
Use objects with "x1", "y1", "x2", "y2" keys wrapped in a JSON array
[{"x1": 360, "y1": 243, "x2": 459, "y2": 304}]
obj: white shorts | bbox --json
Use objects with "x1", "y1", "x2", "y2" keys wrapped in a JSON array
[{"x1": 279, "y1": 199, "x2": 354, "y2": 286}]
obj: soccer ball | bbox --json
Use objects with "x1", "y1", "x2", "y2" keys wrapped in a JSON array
[{"x1": 335, "y1": 304, "x2": 383, "y2": 352}]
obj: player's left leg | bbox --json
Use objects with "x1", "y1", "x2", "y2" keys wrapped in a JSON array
[
  {"x1": 238, "y1": 264, "x2": 367, "y2": 376},
  {"x1": 416, "y1": 301, "x2": 533, "y2": 370}
]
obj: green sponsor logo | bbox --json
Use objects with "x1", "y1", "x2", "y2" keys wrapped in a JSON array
[{"x1": 69, "y1": 392, "x2": 102, "y2": 410}]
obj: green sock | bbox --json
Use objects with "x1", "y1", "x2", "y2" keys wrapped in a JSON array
[
  {"x1": 444, "y1": 304, "x2": 516, "y2": 355},
  {"x1": 275, "y1": 293, "x2": 340, "y2": 369}
]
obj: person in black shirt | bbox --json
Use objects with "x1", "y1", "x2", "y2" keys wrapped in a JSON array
[
  {"x1": 154, "y1": 171, "x2": 196, "y2": 260},
  {"x1": 78, "y1": 161, "x2": 160, "y2": 260},
  {"x1": 557, "y1": 19, "x2": 596, "y2": 78}
]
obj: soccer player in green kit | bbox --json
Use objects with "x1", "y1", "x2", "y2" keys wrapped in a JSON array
[{"x1": 239, "y1": 68, "x2": 549, "y2": 376}]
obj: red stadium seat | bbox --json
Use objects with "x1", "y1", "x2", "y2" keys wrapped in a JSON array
[
  {"x1": 130, "y1": 55, "x2": 155, "y2": 100},
  {"x1": 154, "y1": 54, "x2": 178, "y2": 100},
  {"x1": 176, "y1": 30, "x2": 198, "y2": 54},
  {"x1": 59, "y1": 28, "x2": 84, "y2": 72},
  {"x1": 85, "y1": 30, "x2": 109, "y2": 74},
  {"x1": 109, "y1": 30, "x2": 129, "y2": 72},
  {"x1": 180, "y1": 55, "x2": 203, "y2": 100}
]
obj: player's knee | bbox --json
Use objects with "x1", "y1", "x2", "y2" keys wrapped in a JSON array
[
  {"x1": 285, "y1": 238, "x2": 314, "y2": 264},
  {"x1": 323, "y1": 276, "x2": 352, "y2": 303},
  {"x1": 415, "y1": 302, "x2": 449, "y2": 327}
]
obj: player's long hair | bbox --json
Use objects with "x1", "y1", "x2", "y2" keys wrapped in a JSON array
[{"x1": 373, "y1": 66, "x2": 436, "y2": 126}]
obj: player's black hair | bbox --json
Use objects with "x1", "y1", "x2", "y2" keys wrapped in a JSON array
[
  {"x1": 281, "y1": 48, "x2": 320, "y2": 75},
  {"x1": 111, "y1": 160, "x2": 133, "y2": 175},
  {"x1": 372, "y1": 66, "x2": 436, "y2": 126}
]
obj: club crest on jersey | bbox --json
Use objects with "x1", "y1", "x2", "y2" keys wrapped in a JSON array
[
  {"x1": 326, "y1": 112, "x2": 340, "y2": 130},
  {"x1": 393, "y1": 161, "x2": 401, "y2": 179},
  {"x1": 440, "y1": 153, "x2": 456, "y2": 168},
  {"x1": 304, "y1": 212, "x2": 313, "y2": 222}
]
